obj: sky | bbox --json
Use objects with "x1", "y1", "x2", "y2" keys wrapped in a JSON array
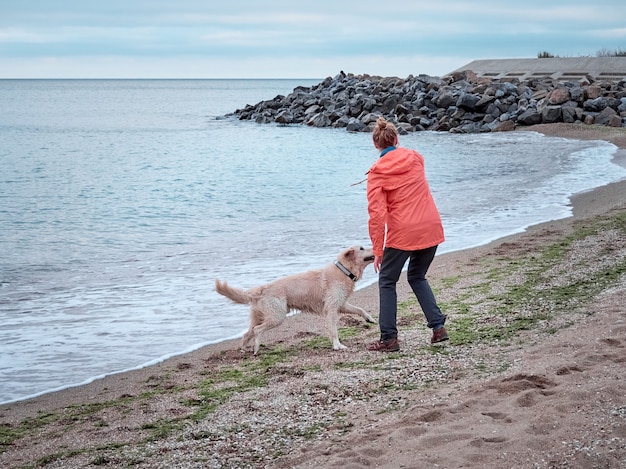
[{"x1": 1, "y1": 1, "x2": 625, "y2": 79}]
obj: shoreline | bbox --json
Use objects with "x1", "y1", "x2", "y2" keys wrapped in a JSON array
[
  {"x1": 2, "y1": 123, "x2": 626, "y2": 468},
  {"x1": 1, "y1": 124, "x2": 623, "y2": 409},
  {"x1": 4, "y1": 124, "x2": 624, "y2": 410}
]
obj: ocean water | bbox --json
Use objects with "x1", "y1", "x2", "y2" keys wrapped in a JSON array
[{"x1": 1, "y1": 79, "x2": 625, "y2": 404}]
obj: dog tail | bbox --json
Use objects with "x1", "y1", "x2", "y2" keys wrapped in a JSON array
[{"x1": 215, "y1": 279, "x2": 252, "y2": 305}]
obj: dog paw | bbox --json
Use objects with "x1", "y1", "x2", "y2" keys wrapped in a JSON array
[
  {"x1": 365, "y1": 314, "x2": 376, "y2": 323},
  {"x1": 333, "y1": 343, "x2": 348, "y2": 351}
]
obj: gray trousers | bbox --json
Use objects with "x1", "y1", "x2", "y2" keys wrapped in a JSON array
[{"x1": 378, "y1": 246, "x2": 446, "y2": 341}]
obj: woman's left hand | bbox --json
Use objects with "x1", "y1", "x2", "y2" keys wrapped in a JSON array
[{"x1": 374, "y1": 255, "x2": 383, "y2": 273}]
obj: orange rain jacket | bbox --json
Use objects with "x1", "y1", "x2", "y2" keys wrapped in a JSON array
[{"x1": 366, "y1": 147, "x2": 444, "y2": 257}]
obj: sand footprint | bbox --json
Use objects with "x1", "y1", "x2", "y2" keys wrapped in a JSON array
[
  {"x1": 492, "y1": 373, "x2": 557, "y2": 394},
  {"x1": 601, "y1": 337, "x2": 623, "y2": 347},
  {"x1": 555, "y1": 365, "x2": 583, "y2": 375},
  {"x1": 481, "y1": 411, "x2": 508, "y2": 420},
  {"x1": 469, "y1": 435, "x2": 509, "y2": 447}
]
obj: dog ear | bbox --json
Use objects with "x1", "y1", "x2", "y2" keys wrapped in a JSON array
[{"x1": 345, "y1": 247, "x2": 355, "y2": 260}]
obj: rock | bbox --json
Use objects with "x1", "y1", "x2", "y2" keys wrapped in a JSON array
[
  {"x1": 456, "y1": 93, "x2": 482, "y2": 111},
  {"x1": 435, "y1": 91, "x2": 457, "y2": 108},
  {"x1": 228, "y1": 71, "x2": 626, "y2": 133},
  {"x1": 584, "y1": 97, "x2": 609, "y2": 112},
  {"x1": 609, "y1": 115, "x2": 623, "y2": 127},
  {"x1": 517, "y1": 109, "x2": 543, "y2": 125},
  {"x1": 494, "y1": 119, "x2": 516, "y2": 132},
  {"x1": 562, "y1": 105, "x2": 581, "y2": 123},
  {"x1": 346, "y1": 118, "x2": 366, "y2": 132},
  {"x1": 547, "y1": 88, "x2": 570, "y2": 105},
  {"x1": 275, "y1": 110, "x2": 294, "y2": 124},
  {"x1": 586, "y1": 85, "x2": 603, "y2": 99},
  {"x1": 542, "y1": 106, "x2": 563, "y2": 123},
  {"x1": 595, "y1": 107, "x2": 618, "y2": 126},
  {"x1": 306, "y1": 113, "x2": 331, "y2": 127}
]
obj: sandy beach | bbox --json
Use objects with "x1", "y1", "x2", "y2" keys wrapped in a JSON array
[{"x1": 1, "y1": 123, "x2": 626, "y2": 468}]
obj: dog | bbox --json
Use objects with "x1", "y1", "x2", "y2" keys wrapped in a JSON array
[{"x1": 215, "y1": 246, "x2": 375, "y2": 354}]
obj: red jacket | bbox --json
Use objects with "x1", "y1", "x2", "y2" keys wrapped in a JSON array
[{"x1": 367, "y1": 147, "x2": 444, "y2": 257}]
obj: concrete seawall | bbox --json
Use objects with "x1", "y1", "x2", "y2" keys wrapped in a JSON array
[{"x1": 447, "y1": 57, "x2": 626, "y2": 82}]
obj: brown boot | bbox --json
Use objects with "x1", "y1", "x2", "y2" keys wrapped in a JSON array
[
  {"x1": 431, "y1": 327, "x2": 449, "y2": 344},
  {"x1": 367, "y1": 337, "x2": 400, "y2": 352}
]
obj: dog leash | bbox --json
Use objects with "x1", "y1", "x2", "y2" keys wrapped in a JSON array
[{"x1": 334, "y1": 260, "x2": 358, "y2": 282}]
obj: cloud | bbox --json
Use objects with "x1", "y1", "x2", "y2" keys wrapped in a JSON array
[{"x1": 1, "y1": 1, "x2": 624, "y2": 78}]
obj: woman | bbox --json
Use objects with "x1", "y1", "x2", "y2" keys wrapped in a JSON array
[{"x1": 366, "y1": 117, "x2": 448, "y2": 352}]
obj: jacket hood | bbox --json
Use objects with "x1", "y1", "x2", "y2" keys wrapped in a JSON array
[{"x1": 368, "y1": 147, "x2": 420, "y2": 177}]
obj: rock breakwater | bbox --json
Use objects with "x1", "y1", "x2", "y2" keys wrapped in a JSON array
[{"x1": 229, "y1": 70, "x2": 626, "y2": 133}]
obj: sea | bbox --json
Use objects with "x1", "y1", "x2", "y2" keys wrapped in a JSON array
[{"x1": 1, "y1": 78, "x2": 625, "y2": 405}]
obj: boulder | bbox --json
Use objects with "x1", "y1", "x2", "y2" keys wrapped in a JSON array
[
  {"x1": 517, "y1": 109, "x2": 543, "y2": 125},
  {"x1": 229, "y1": 71, "x2": 626, "y2": 133},
  {"x1": 547, "y1": 88, "x2": 570, "y2": 105}
]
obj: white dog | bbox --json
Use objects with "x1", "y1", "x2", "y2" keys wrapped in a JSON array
[{"x1": 215, "y1": 246, "x2": 375, "y2": 354}]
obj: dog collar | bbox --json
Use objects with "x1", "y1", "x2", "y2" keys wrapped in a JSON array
[{"x1": 334, "y1": 260, "x2": 358, "y2": 282}]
